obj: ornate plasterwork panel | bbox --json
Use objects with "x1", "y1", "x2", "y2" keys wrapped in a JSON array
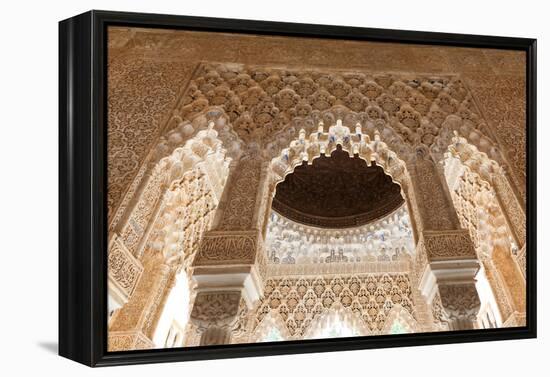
[
  {"x1": 146, "y1": 168, "x2": 218, "y2": 268},
  {"x1": 109, "y1": 251, "x2": 174, "y2": 338},
  {"x1": 445, "y1": 157, "x2": 526, "y2": 319},
  {"x1": 108, "y1": 58, "x2": 193, "y2": 219},
  {"x1": 253, "y1": 274, "x2": 416, "y2": 338},
  {"x1": 119, "y1": 164, "x2": 166, "y2": 256},
  {"x1": 193, "y1": 230, "x2": 260, "y2": 267},
  {"x1": 492, "y1": 172, "x2": 526, "y2": 246},
  {"x1": 177, "y1": 63, "x2": 502, "y2": 166},
  {"x1": 108, "y1": 235, "x2": 144, "y2": 300},
  {"x1": 219, "y1": 157, "x2": 263, "y2": 231},
  {"x1": 420, "y1": 230, "x2": 477, "y2": 261},
  {"x1": 115, "y1": 127, "x2": 231, "y2": 260},
  {"x1": 409, "y1": 155, "x2": 460, "y2": 231},
  {"x1": 465, "y1": 74, "x2": 526, "y2": 199}
]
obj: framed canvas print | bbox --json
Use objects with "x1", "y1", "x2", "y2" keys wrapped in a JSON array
[{"x1": 59, "y1": 10, "x2": 536, "y2": 367}]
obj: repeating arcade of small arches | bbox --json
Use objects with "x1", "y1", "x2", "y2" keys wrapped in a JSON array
[{"x1": 254, "y1": 274, "x2": 415, "y2": 338}]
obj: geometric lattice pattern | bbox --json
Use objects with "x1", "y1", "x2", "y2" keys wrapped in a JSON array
[{"x1": 255, "y1": 274, "x2": 415, "y2": 337}]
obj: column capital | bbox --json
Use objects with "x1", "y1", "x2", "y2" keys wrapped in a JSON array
[
  {"x1": 432, "y1": 283, "x2": 481, "y2": 330},
  {"x1": 189, "y1": 290, "x2": 242, "y2": 329}
]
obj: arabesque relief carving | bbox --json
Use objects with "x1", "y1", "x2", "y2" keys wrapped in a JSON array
[
  {"x1": 253, "y1": 274, "x2": 416, "y2": 338},
  {"x1": 190, "y1": 291, "x2": 242, "y2": 328},
  {"x1": 219, "y1": 157, "x2": 263, "y2": 231},
  {"x1": 421, "y1": 230, "x2": 477, "y2": 261},
  {"x1": 438, "y1": 284, "x2": 481, "y2": 330},
  {"x1": 108, "y1": 236, "x2": 143, "y2": 298},
  {"x1": 193, "y1": 231, "x2": 259, "y2": 266}
]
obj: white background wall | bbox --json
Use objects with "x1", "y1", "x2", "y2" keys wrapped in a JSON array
[{"x1": 0, "y1": 0, "x2": 546, "y2": 375}]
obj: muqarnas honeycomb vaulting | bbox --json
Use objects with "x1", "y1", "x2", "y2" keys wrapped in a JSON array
[{"x1": 106, "y1": 26, "x2": 527, "y2": 351}]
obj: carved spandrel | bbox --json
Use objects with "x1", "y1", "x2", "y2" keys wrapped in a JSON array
[{"x1": 421, "y1": 230, "x2": 477, "y2": 261}]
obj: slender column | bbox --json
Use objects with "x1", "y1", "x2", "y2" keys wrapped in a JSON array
[
  {"x1": 409, "y1": 150, "x2": 481, "y2": 331},
  {"x1": 189, "y1": 155, "x2": 270, "y2": 345}
]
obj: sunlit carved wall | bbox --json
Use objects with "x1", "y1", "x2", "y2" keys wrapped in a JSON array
[{"x1": 106, "y1": 27, "x2": 527, "y2": 350}]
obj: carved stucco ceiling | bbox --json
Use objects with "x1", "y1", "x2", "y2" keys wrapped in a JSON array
[
  {"x1": 107, "y1": 27, "x2": 526, "y2": 223},
  {"x1": 272, "y1": 146, "x2": 404, "y2": 228}
]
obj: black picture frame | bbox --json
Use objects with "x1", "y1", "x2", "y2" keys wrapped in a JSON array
[{"x1": 59, "y1": 10, "x2": 537, "y2": 367}]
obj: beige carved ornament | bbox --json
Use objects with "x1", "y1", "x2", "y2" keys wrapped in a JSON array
[
  {"x1": 253, "y1": 274, "x2": 415, "y2": 338},
  {"x1": 438, "y1": 284, "x2": 481, "y2": 325},
  {"x1": 421, "y1": 230, "x2": 477, "y2": 261},
  {"x1": 190, "y1": 291, "x2": 242, "y2": 329},
  {"x1": 105, "y1": 58, "x2": 527, "y2": 348},
  {"x1": 108, "y1": 236, "x2": 143, "y2": 298},
  {"x1": 108, "y1": 331, "x2": 155, "y2": 352},
  {"x1": 109, "y1": 60, "x2": 513, "y2": 229},
  {"x1": 176, "y1": 63, "x2": 505, "y2": 166},
  {"x1": 193, "y1": 230, "x2": 259, "y2": 266}
]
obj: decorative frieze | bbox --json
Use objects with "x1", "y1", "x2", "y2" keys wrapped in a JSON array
[
  {"x1": 420, "y1": 230, "x2": 477, "y2": 261},
  {"x1": 193, "y1": 230, "x2": 260, "y2": 267},
  {"x1": 219, "y1": 158, "x2": 264, "y2": 231},
  {"x1": 267, "y1": 260, "x2": 411, "y2": 277}
]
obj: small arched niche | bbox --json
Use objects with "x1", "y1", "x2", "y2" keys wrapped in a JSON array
[{"x1": 265, "y1": 144, "x2": 415, "y2": 269}]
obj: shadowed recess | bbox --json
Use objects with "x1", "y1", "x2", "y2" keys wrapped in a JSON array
[{"x1": 272, "y1": 146, "x2": 404, "y2": 228}]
